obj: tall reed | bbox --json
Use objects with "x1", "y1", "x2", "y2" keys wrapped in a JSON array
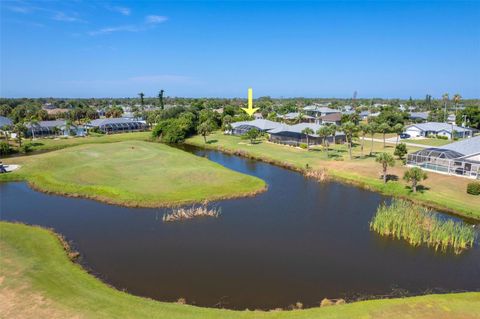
[
  {"x1": 370, "y1": 199, "x2": 476, "y2": 254},
  {"x1": 163, "y1": 204, "x2": 220, "y2": 222}
]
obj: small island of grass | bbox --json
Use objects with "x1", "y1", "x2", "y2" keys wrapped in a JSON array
[
  {"x1": 370, "y1": 199, "x2": 476, "y2": 254},
  {"x1": 0, "y1": 141, "x2": 266, "y2": 207}
]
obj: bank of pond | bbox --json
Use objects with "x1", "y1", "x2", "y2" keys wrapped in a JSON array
[{"x1": 1, "y1": 144, "x2": 479, "y2": 310}]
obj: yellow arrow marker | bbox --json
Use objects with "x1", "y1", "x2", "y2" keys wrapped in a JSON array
[{"x1": 241, "y1": 88, "x2": 259, "y2": 116}]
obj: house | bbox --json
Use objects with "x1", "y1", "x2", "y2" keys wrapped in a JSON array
[
  {"x1": 268, "y1": 123, "x2": 346, "y2": 146},
  {"x1": 230, "y1": 119, "x2": 283, "y2": 135},
  {"x1": 0, "y1": 116, "x2": 13, "y2": 128},
  {"x1": 404, "y1": 122, "x2": 473, "y2": 140},
  {"x1": 319, "y1": 113, "x2": 342, "y2": 125},
  {"x1": 26, "y1": 120, "x2": 85, "y2": 137},
  {"x1": 253, "y1": 112, "x2": 263, "y2": 120},
  {"x1": 277, "y1": 112, "x2": 315, "y2": 123},
  {"x1": 409, "y1": 112, "x2": 429, "y2": 122},
  {"x1": 407, "y1": 136, "x2": 480, "y2": 179},
  {"x1": 303, "y1": 105, "x2": 341, "y2": 118},
  {"x1": 86, "y1": 118, "x2": 147, "y2": 134},
  {"x1": 359, "y1": 111, "x2": 371, "y2": 120}
]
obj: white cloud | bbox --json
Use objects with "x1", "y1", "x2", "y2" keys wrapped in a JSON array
[
  {"x1": 88, "y1": 25, "x2": 139, "y2": 36},
  {"x1": 108, "y1": 6, "x2": 131, "y2": 16},
  {"x1": 145, "y1": 15, "x2": 168, "y2": 24},
  {"x1": 6, "y1": 6, "x2": 32, "y2": 13},
  {"x1": 53, "y1": 12, "x2": 84, "y2": 23}
]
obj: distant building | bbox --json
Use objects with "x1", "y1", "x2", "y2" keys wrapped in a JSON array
[
  {"x1": 409, "y1": 112, "x2": 429, "y2": 122},
  {"x1": 303, "y1": 105, "x2": 341, "y2": 117},
  {"x1": 407, "y1": 136, "x2": 480, "y2": 179},
  {"x1": 319, "y1": 113, "x2": 342, "y2": 125},
  {"x1": 253, "y1": 112, "x2": 263, "y2": 120},
  {"x1": 404, "y1": 122, "x2": 473, "y2": 140},
  {"x1": 277, "y1": 112, "x2": 315, "y2": 123},
  {"x1": 86, "y1": 118, "x2": 147, "y2": 134}
]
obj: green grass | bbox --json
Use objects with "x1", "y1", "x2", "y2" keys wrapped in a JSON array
[
  {"x1": 403, "y1": 138, "x2": 453, "y2": 147},
  {"x1": 2, "y1": 222, "x2": 479, "y2": 319},
  {"x1": 0, "y1": 141, "x2": 266, "y2": 207},
  {"x1": 370, "y1": 200, "x2": 476, "y2": 254},
  {"x1": 186, "y1": 133, "x2": 480, "y2": 220}
]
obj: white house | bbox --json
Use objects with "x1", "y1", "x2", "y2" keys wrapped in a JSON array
[{"x1": 404, "y1": 122, "x2": 473, "y2": 140}]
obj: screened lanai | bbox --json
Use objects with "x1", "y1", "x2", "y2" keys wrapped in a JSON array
[{"x1": 407, "y1": 148, "x2": 480, "y2": 179}]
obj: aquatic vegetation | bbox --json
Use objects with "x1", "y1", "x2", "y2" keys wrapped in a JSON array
[
  {"x1": 305, "y1": 168, "x2": 329, "y2": 182},
  {"x1": 163, "y1": 204, "x2": 221, "y2": 222},
  {"x1": 370, "y1": 200, "x2": 476, "y2": 254}
]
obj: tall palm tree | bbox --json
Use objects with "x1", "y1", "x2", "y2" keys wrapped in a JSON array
[
  {"x1": 341, "y1": 121, "x2": 357, "y2": 160},
  {"x1": 296, "y1": 111, "x2": 304, "y2": 124},
  {"x1": 14, "y1": 123, "x2": 26, "y2": 147},
  {"x1": 367, "y1": 123, "x2": 377, "y2": 156},
  {"x1": 29, "y1": 118, "x2": 39, "y2": 140},
  {"x1": 453, "y1": 93, "x2": 462, "y2": 121},
  {"x1": 358, "y1": 123, "x2": 368, "y2": 157},
  {"x1": 377, "y1": 123, "x2": 390, "y2": 149},
  {"x1": 393, "y1": 123, "x2": 404, "y2": 146},
  {"x1": 316, "y1": 126, "x2": 330, "y2": 154},
  {"x1": 442, "y1": 93, "x2": 449, "y2": 122},
  {"x1": 301, "y1": 127, "x2": 314, "y2": 150},
  {"x1": 158, "y1": 90, "x2": 165, "y2": 110},
  {"x1": 138, "y1": 92, "x2": 145, "y2": 108}
]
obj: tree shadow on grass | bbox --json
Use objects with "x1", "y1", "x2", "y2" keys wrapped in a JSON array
[
  {"x1": 386, "y1": 174, "x2": 399, "y2": 182},
  {"x1": 206, "y1": 139, "x2": 218, "y2": 144},
  {"x1": 405, "y1": 185, "x2": 430, "y2": 193},
  {"x1": 28, "y1": 142, "x2": 44, "y2": 147}
]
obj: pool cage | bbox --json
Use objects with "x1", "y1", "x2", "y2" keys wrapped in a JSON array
[{"x1": 407, "y1": 148, "x2": 480, "y2": 179}]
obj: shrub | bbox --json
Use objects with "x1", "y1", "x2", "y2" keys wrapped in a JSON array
[
  {"x1": 20, "y1": 143, "x2": 33, "y2": 153},
  {"x1": 0, "y1": 142, "x2": 12, "y2": 155},
  {"x1": 436, "y1": 135, "x2": 448, "y2": 140},
  {"x1": 467, "y1": 182, "x2": 480, "y2": 195},
  {"x1": 299, "y1": 143, "x2": 307, "y2": 149},
  {"x1": 394, "y1": 142, "x2": 408, "y2": 159}
]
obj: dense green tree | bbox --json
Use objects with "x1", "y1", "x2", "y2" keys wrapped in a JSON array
[
  {"x1": 394, "y1": 143, "x2": 408, "y2": 160},
  {"x1": 403, "y1": 167, "x2": 428, "y2": 193},
  {"x1": 375, "y1": 152, "x2": 395, "y2": 184},
  {"x1": 197, "y1": 120, "x2": 215, "y2": 143}
]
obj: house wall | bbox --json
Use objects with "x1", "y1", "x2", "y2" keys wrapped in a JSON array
[{"x1": 405, "y1": 127, "x2": 423, "y2": 137}]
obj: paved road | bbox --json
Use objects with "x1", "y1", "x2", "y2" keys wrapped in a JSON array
[{"x1": 367, "y1": 137, "x2": 430, "y2": 148}]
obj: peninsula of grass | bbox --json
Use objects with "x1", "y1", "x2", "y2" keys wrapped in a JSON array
[
  {"x1": 186, "y1": 133, "x2": 480, "y2": 220},
  {"x1": 0, "y1": 141, "x2": 266, "y2": 207},
  {"x1": 370, "y1": 200, "x2": 476, "y2": 254},
  {"x1": 2, "y1": 222, "x2": 479, "y2": 319}
]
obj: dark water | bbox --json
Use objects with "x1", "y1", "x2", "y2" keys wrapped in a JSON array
[{"x1": 1, "y1": 146, "x2": 479, "y2": 309}]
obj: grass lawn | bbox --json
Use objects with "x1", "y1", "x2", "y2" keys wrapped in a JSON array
[
  {"x1": 1, "y1": 222, "x2": 479, "y2": 319},
  {"x1": 186, "y1": 133, "x2": 480, "y2": 220},
  {"x1": 403, "y1": 138, "x2": 453, "y2": 147},
  {"x1": 0, "y1": 141, "x2": 266, "y2": 207}
]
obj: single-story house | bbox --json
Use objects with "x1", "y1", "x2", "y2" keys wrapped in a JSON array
[
  {"x1": 268, "y1": 123, "x2": 346, "y2": 146},
  {"x1": 277, "y1": 112, "x2": 316, "y2": 123},
  {"x1": 230, "y1": 119, "x2": 283, "y2": 135},
  {"x1": 359, "y1": 111, "x2": 371, "y2": 120},
  {"x1": 404, "y1": 122, "x2": 473, "y2": 140},
  {"x1": 253, "y1": 113, "x2": 263, "y2": 120},
  {"x1": 407, "y1": 136, "x2": 480, "y2": 179},
  {"x1": 319, "y1": 113, "x2": 342, "y2": 125},
  {"x1": 86, "y1": 118, "x2": 147, "y2": 134},
  {"x1": 26, "y1": 120, "x2": 86, "y2": 137},
  {"x1": 409, "y1": 112, "x2": 429, "y2": 122},
  {"x1": 0, "y1": 116, "x2": 13, "y2": 129}
]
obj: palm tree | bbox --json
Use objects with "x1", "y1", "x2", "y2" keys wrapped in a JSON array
[
  {"x1": 393, "y1": 123, "x2": 404, "y2": 146},
  {"x1": 403, "y1": 167, "x2": 428, "y2": 193},
  {"x1": 296, "y1": 111, "x2": 304, "y2": 124},
  {"x1": 316, "y1": 126, "x2": 330, "y2": 154},
  {"x1": 367, "y1": 122, "x2": 377, "y2": 156},
  {"x1": 442, "y1": 93, "x2": 449, "y2": 122},
  {"x1": 14, "y1": 123, "x2": 26, "y2": 147},
  {"x1": 377, "y1": 123, "x2": 390, "y2": 148},
  {"x1": 375, "y1": 152, "x2": 395, "y2": 184},
  {"x1": 358, "y1": 123, "x2": 368, "y2": 157},
  {"x1": 341, "y1": 121, "x2": 357, "y2": 160},
  {"x1": 29, "y1": 118, "x2": 39, "y2": 140},
  {"x1": 301, "y1": 127, "x2": 314, "y2": 150},
  {"x1": 158, "y1": 90, "x2": 165, "y2": 110},
  {"x1": 138, "y1": 92, "x2": 145, "y2": 108},
  {"x1": 453, "y1": 93, "x2": 462, "y2": 120},
  {"x1": 197, "y1": 120, "x2": 214, "y2": 143}
]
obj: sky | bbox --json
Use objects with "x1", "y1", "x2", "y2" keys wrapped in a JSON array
[{"x1": 1, "y1": 1, "x2": 479, "y2": 99}]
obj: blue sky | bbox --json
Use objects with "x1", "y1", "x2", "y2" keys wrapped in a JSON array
[{"x1": 1, "y1": 1, "x2": 479, "y2": 98}]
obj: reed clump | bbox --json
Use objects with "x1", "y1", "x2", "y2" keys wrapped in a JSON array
[
  {"x1": 370, "y1": 199, "x2": 476, "y2": 254},
  {"x1": 163, "y1": 204, "x2": 220, "y2": 222},
  {"x1": 305, "y1": 168, "x2": 329, "y2": 182}
]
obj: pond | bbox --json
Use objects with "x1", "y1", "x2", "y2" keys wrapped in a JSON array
[{"x1": 1, "y1": 145, "x2": 479, "y2": 310}]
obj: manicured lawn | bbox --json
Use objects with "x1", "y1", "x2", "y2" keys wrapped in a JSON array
[
  {"x1": 403, "y1": 138, "x2": 453, "y2": 147},
  {"x1": 1, "y1": 222, "x2": 479, "y2": 319},
  {"x1": 186, "y1": 133, "x2": 480, "y2": 219},
  {"x1": 0, "y1": 141, "x2": 266, "y2": 207}
]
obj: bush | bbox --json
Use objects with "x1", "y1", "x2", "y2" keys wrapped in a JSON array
[
  {"x1": 0, "y1": 142, "x2": 12, "y2": 155},
  {"x1": 467, "y1": 182, "x2": 480, "y2": 195},
  {"x1": 20, "y1": 143, "x2": 33, "y2": 153},
  {"x1": 436, "y1": 135, "x2": 448, "y2": 140},
  {"x1": 394, "y1": 143, "x2": 408, "y2": 159},
  {"x1": 299, "y1": 143, "x2": 307, "y2": 149}
]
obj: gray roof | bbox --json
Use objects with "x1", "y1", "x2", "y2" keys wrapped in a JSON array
[
  {"x1": 231, "y1": 119, "x2": 282, "y2": 131},
  {"x1": 303, "y1": 105, "x2": 340, "y2": 114},
  {"x1": 442, "y1": 136, "x2": 480, "y2": 157},
  {"x1": 269, "y1": 123, "x2": 345, "y2": 137},
  {"x1": 0, "y1": 116, "x2": 13, "y2": 128},
  {"x1": 27, "y1": 120, "x2": 69, "y2": 129},
  {"x1": 405, "y1": 122, "x2": 472, "y2": 133},
  {"x1": 277, "y1": 112, "x2": 315, "y2": 120},
  {"x1": 87, "y1": 117, "x2": 145, "y2": 127},
  {"x1": 409, "y1": 112, "x2": 429, "y2": 120}
]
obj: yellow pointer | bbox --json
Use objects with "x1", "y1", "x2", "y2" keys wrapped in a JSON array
[{"x1": 241, "y1": 88, "x2": 259, "y2": 116}]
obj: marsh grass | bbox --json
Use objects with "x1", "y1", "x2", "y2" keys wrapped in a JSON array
[
  {"x1": 370, "y1": 200, "x2": 476, "y2": 254},
  {"x1": 163, "y1": 204, "x2": 221, "y2": 222}
]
